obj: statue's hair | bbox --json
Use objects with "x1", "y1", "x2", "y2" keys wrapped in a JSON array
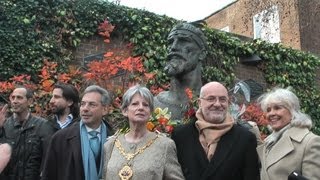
[
  {"x1": 169, "y1": 23, "x2": 207, "y2": 50},
  {"x1": 258, "y1": 87, "x2": 312, "y2": 129}
]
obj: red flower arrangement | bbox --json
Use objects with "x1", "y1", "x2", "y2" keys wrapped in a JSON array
[
  {"x1": 241, "y1": 103, "x2": 271, "y2": 139},
  {"x1": 182, "y1": 88, "x2": 197, "y2": 122}
]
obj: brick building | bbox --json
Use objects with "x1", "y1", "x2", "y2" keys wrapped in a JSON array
[
  {"x1": 205, "y1": 0, "x2": 320, "y2": 87},
  {"x1": 205, "y1": 0, "x2": 320, "y2": 55}
]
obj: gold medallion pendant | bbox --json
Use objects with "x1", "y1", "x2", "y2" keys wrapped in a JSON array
[
  {"x1": 115, "y1": 134, "x2": 159, "y2": 180},
  {"x1": 119, "y1": 165, "x2": 133, "y2": 180}
]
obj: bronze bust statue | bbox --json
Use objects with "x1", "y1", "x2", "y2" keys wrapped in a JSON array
[{"x1": 154, "y1": 23, "x2": 207, "y2": 120}]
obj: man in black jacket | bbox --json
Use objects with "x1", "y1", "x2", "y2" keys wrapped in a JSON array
[
  {"x1": 0, "y1": 86, "x2": 53, "y2": 180},
  {"x1": 171, "y1": 81, "x2": 260, "y2": 180},
  {"x1": 40, "y1": 82, "x2": 80, "y2": 172}
]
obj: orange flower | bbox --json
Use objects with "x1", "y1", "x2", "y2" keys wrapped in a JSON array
[
  {"x1": 241, "y1": 103, "x2": 270, "y2": 137},
  {"x1": 158, "y1": 116, "x2": 169, "y2": 125},
  {"x1": 41, "y1": 79, "x2": 54, "y2": 92},
  {"x1": 104, "y1": 52, "x2": 114, "y2": 57},
  {"x1": 144, "y1": 72, "x2": 155, "y2": 80},
  {"x1": 185, "y1": 88, "x2": 193, "y2": 100},
  {"x1": 146, "y1": 122, "x2": 155, "y2": 131},
  {"x1": 165, "y1": 125, "x2": 174, "y2": 134}
]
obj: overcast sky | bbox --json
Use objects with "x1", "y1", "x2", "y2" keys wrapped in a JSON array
[{"x1": 117, "y1": 0, "x2": 236, "y2": 21}]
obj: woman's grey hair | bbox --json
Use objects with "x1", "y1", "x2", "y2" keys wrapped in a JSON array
[
  {"x1": 121, "y1": 84, "x2": 154, "y2": 112},
  {"x1": 83, "y1": 85, "x2": 111, "y2": 105},
  {"x1": 258, "y1": 87, "x2": 312, "y2": 129}
]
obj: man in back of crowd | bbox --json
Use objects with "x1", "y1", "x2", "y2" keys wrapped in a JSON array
[
  {"x1": 47, "y1": 82, "x2": 80, "y2": 131},
  {"x1": 0, "y1": 86, "x2": 53, "y2": 180}
]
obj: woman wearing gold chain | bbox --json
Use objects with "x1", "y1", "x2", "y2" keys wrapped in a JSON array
[{"x1": 103, "y1": 85, "x2": 185, "y2": 180}]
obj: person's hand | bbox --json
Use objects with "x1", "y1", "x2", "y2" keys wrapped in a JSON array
[
  {"x1": 0, "y1": 143, "x2": 12, "y2": 173},
  {"x1": 0, "y1": 104, "x2": 8, "y2": 127}
]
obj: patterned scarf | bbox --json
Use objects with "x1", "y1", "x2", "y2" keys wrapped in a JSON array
[{"x1": 195, "y1": 109, "x2": 234, "y2": 161}]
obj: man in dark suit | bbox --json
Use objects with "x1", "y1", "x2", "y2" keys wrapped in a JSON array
[
  {"x1": 41, "y1": 85, "x2": 113, "y2": 180},
  {"x1": 171, "y1": 81, "x2": 260, "y2": 180}
]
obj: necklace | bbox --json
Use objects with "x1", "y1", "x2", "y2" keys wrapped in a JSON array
[{"x1": 115, "y1": 134, "x2": 159, "y2": 180}]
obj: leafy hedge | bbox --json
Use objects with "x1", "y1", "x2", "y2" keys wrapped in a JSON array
[{"x1": 1, "y1": 0, "x2": 319, "y2": 134}]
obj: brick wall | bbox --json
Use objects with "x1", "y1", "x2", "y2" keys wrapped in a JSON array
[
  {"x1": 234, "y1": 63, "x2": 267, "y2": 89},
  {"x1": 72, "y1": 35, "x2": 107, "y2": 66},
  {"x1": 205, "y1": 0, "x2": 302, "y2": 50},
  {"x1": 204, "y1": 0, "x2": 320, "y2": 88},
  {"x1": 298, "y1": 0, "x2": 320, "y2": 56},
  {"x1": 72, "y1": 35, "x2": 131, "y2": 90}
]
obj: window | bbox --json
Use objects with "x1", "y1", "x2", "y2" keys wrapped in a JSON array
[
  {"x1": 221, "y1": 26, "x2": 230, "y2": 32},
  {"x1": 253, "y1": 5, "x2": 280, "y2": 43}
]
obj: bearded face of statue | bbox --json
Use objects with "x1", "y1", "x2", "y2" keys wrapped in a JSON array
[{"x1": 164, "y1": 32, "x2": 204, "y2": 77}]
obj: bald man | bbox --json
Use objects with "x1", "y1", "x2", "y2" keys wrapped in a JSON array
[{"x1": 171, "y1": 82, "x2": 260, "y2": 180}]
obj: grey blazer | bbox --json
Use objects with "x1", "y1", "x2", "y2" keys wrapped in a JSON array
[
  {"x1": 103, "y1": 132, "x2": 185, "y2": 180},
  {"x1": 257, "y1": 126, "x2": 320, "y2": 180}
]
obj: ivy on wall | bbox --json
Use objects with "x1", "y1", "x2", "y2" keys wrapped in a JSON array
[{"x1": 1, "y1": 0, "x2": 319, "y2": 134}]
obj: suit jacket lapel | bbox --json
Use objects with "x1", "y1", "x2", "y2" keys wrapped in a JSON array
[
  {"x1": 67, "y1": 123, "x2": 82, "y2": 162},
  {"x1": 265, "y1": 134, "x2": 293, "y2": 168},
  {"x1": 265, "y1": 127, "x2": 308, "y2": 169},
  {"x1": 191, "y1": 124, "x2": 210, "y2": 168},
  {"x1": 201, "y1": 126, "x2": 237, "y2": 179}
]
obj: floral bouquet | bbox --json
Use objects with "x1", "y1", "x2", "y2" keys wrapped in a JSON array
[{"x1": 147, "y1": 107, "x2": 178, "y2": 136}]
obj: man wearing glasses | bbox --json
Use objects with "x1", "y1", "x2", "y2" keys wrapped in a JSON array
[
  {"x1": 42, "y1": 85, "x2": 113, "y2": 180},
  {"x1": 171, "y1": 81, "x2": 260, "y2": 180}
]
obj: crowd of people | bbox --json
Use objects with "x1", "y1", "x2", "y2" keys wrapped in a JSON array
[
  {"x1": 1, "y1": 22, "x2": 320, "y2": 180},
  {"x1": 1, "y1": 82, "x2": 319, "y2": 180}
]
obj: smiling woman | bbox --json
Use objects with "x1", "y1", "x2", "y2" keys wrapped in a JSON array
[{"x1": 257, "y1": 87, "x2": 320, "y2": 180}]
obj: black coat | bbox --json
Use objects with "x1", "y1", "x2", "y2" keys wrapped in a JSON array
[
  {"x1": 41, "y1": 115, "x2": 80, "y2": 170},
  {"x1": 41, "y1": 121, "x2": 113, "y2": 180},
  {"x1": 0, "y1": 115, "x2": 54, "y2": 180},
  {"x1": 171, "y1": 122, "x2": 260, "y2": 180}
]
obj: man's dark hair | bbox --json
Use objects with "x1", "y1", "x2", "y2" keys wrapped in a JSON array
[
  {"x1": 54, "y1": 82, "x2": 80, "y2": 118},
  {"x1": 14, "y1": 85, "x2": 34, "y2": 99}
]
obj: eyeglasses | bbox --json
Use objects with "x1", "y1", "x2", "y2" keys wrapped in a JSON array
[
  {"x1": 199, "y1": 96, "x2": 228, "y2": 104},
  {"x1": 80, "y1": 101, "x2": 101, "y2": 109}
]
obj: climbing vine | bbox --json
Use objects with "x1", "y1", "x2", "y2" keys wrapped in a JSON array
[{"x1": 1, "y1": 0, "x2": 319, "y2": 134}]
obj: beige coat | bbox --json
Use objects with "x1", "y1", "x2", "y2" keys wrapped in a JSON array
[
  {"x1": 103, "y1": 132, "x2": 185, "y2": 180},
  {"x1": 257, "y1": 126, "x2": 320, "y2": 180}
]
